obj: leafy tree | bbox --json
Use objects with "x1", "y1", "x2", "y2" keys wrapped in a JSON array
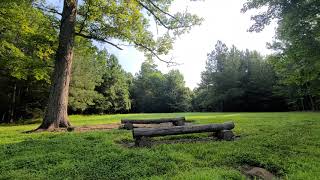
[
  {"x1": 194, "y1": 41, "x2": 286, "y2": 112},
  {"x1": 242, "y1": 0, "x2": 320, "y2": 110},
  {"x1": 68, "y1": 38, "x2": 131, "y2": 114},
  {"x1": 68, "y1": 38, "x2": 105, "y2": 113},
  {"x1": 132, "y1": 60, "x2": 192, "y2": 113},
  {"x1": 164, "y1": 70, "x2": 192, "y2": 112},
  {"x1": 37, "y1": 0, "x2": 202, "y2": 130},
  {"x1": 93, "y1": 55, "x2": 131, "y2": 114},
  {"x1": 242, "y1": 51, "x2": 285, "y2": 111},
  {"x1": 0, "y1": 0, "x2": 56, "y2": 81},
  {"x1": 0, "y1": 0, "x2": 57, "y2": 122},
  {"x1": 132, "y1": 59, "x2": 166, "y2": 113}
]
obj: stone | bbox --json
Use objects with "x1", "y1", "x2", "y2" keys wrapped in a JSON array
[{"x1": 245, "y1": 167, "x2": 275, "y2": 180}]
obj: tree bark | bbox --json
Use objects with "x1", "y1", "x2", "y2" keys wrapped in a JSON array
[
  {"x1": 37, "y1": 0, "x2": 78, "y2": 130},
  {"x1": 300, "y1": 98, "x2": 305, "y2": 111},
  {"x1": 309, "y1": 95, "x2": 315, "y2": 111},
  {"x1": 9, "y1": 83, "x2": 16, "y2": 123}
]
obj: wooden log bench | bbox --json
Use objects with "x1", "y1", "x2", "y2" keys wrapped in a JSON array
[
  {"x1": 121, "y1": 117, "x2": 186, "y2": 130},
  {"x1": 132, "y1": 121, "x2": 235, "y2": 146}
]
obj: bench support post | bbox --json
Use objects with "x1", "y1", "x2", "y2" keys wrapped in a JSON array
[
  {"x1": 135, "y1": 136, "x2": 151, "y2": 147},
  {"x1": 216, "y1": 130, "x2": 234, "y2": 141},
  {"x1": 124, "y1": 123, "x2": 134, "y2": 130},
  {"x1": 172, "y1": 120, "x2": 185, "y2": 126}
]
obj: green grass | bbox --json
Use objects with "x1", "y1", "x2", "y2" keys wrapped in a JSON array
[{"x1": 0, "y1": 112, "x2": 320, "y2": 179}]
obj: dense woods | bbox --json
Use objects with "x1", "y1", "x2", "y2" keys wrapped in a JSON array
[
  {"x1": 193, "y1": 41, "x2": 287, "y2": 112},
  {"x1": 1, "y1": 0, "x2": 319, "y2": 123},
  {"x1": 242, "y1": 0, "x2": 320, "y2": 111}
]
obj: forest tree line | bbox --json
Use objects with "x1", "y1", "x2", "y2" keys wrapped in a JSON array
[{"x1": 1, "y1": 0, "x2": 319, "y2": 123}]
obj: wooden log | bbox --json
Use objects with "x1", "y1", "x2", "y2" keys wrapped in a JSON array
[
  {"x1": 133, "y1": 122, "x2": 234, "y2": 138},
  {"x1": 121, "y1": 117, "x2": 185, "y2": 125}
]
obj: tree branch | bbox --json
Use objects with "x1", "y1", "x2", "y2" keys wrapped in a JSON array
[
  {"x1": 75, "y1": 32, "x2": 123, "y2": 50},
  {"x1": 136, "y1": 0, "x2": 193, "y2": 30},
  {"x1": 145, "y1": 0, "x2": 177, "y2": 20},
  {"x1": 78, "y1": 3, "x2": 91, "y2": 34},
  {"x1": 136, "y1": 0, "x2": 171, "y2": 29},
  {"x1": 134, "y1": 42, "x2": 179, "y2": 66},
  {"x1": 34, "y1": 4, "x2": 62, "y2": 16}
]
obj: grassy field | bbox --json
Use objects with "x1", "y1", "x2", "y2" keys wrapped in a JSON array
[{"x1": 0, "y1": 112, "x2": 319, "y2": 179}]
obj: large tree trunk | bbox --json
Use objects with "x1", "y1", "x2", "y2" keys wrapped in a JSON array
[{"x1": 37, "y1": 0, "x2": 78, "y2": 130}]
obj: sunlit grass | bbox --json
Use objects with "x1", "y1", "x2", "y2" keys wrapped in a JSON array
[{"x1": 0, "y1": 112, "x2": 319, "y2": 179}]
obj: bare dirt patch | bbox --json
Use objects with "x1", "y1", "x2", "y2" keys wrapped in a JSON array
[
  {"x1": 73, "y1": 123, "x2": 121, "y2": 132},
  {"x1": 24, "y1": 123, "x2": 121, "y2": 133}
]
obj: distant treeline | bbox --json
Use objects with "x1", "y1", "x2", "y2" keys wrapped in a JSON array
[{"x1": 1, "y1": 0, "x2": 319, "y2": 123}]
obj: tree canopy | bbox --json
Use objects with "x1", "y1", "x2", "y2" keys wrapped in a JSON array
[
  {"x1": 194, "y1": 41, "x2": 287, "y2": 112},
  {"x1": 243, "y1": 0, "x2": 320, "y2": 110},
  {"x1": 55, "y1": 0, "x2": 203, "y2": 63},
  {"x1": 0, "y1": 0, "x2": 56, "y2": 122},
  {"x1": 68, "y1": 38, "x2": 106, "y2": 112},
  {"x1": 0, "y1": 0, "x2": 56, "y2": 81},
  {"x1": 132, "y1": 59, "x2": 192, "y2": 113}
]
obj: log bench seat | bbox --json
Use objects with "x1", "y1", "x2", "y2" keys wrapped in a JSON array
[
  {"x1": 121, "y1": 117, "x2": 186, "y2": 130},
  {"x1": 132, "y1": 121, "x2": 235, "y2": 146}
]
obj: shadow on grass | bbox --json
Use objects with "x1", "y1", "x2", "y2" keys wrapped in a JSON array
[
  {"x1": 117, "y1": 133, "x2": 241, "y2": 148},
  {"x1": 0, "y1": 118, "x2": 42, "y2": 127},
  {"x1": 0, "y1": 131, "x2": 191, "y2": 179}
]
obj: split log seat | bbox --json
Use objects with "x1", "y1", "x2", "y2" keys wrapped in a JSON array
[
  {"x1": 121, "y1": 117, "x2": 185, "y2": 130},
  {"x1": 133, "y1": 121, "x2": 235, "y2": 146}
]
